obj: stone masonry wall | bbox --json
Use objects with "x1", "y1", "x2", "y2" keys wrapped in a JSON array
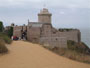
[
  {"x1": 23, "y1": 26, "x2": 27, "y2": 32},
  {"x1": 41, "y1": 24, "x2": 52, "y2": 37},
  {"x1": 51, "y1": 30, "x2": 81, "y2": 43},
  {"x1": 27, "y1": 26, "x2": 41, "y2": 43},
  {"x1": 13, "y1": 26, "x2": 23, "y2": 37},
  {"x1": 40, "y1": 37, "x2": 67, "y2": 48},
  {"x1": 40, "y1": 25, "x2": 81, "y2": 48},
  {"x1": 13, "y1": 24, "x2": 81, "y2": 48},
  {"x1": 38, "y1": 15, "x2": 51, "y2": 24}
]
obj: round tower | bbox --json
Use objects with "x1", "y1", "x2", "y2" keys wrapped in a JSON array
[{"x1": 38, "y1": 8, "x2": 52, "y2": 24}]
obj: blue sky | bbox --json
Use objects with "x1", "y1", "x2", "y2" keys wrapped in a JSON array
[{"x1": 0, "y1": 0, "x2": 90, "y2": 29}]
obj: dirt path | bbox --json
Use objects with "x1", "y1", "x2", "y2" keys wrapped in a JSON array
[{"x1": 0, "y1": 41, "x2": 90, "y2": 68}]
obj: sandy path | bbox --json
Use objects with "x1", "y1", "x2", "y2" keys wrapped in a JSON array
[{"x1": 0, "y1": 41, "x2": 90, "y2": 68}]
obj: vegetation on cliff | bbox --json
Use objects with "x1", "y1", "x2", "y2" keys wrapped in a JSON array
[
  {"x1": 0, "y1": 33, "x2": 12, "y2": 44},
  {"x1": 43, "y1": 40, "x2": 90, "y2": 64},
  {"x1": 58, "y1": 28, "x2": 74, "y2": 32},
  {"x1": 0, "y1": 21, "x2": 12, "y2": 53},
  {"x1": 0, "y1": 39, "x2": 8, "y2": 53},
  {"x1": 67, "y1": 40, "x2": 90, "y2": 54},
  {"x1": 0, "y1": 33, "x2": 12, "y2": 54},
  {"x1": 0, "y1": 21, "x2": 4, "y2": 32}
]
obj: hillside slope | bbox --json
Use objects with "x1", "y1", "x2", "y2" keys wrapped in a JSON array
[{"x1": 0, "y1": 41, "x2": 90, "y2": 68}]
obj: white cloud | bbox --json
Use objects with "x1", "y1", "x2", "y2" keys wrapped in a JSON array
[
  {"x1": 0, "y1": 0, "x2": 42, "y2": 7},
  {"x1": 0, "y1": 0, "x2": 89, "y2": 8},
  {"x1": 60, "y1": 11, "x2": 65, "y2": 15},
  {"x1": 45, "y1": 0, "x2": 90, "y2": 8}
]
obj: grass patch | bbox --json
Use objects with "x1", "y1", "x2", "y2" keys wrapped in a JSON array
[
  {"x1": 42, "y1": 41, "x2": 90, "y2": 64},
  {"x1": 0, "y1": 33, "x2": 12, "y2": 44},
  {"x1": 67, "y1": 40, "x2": 90, "y2": 54},
  {"x1": 0, "y1": 33, "x2": 12, "y2": 54}
]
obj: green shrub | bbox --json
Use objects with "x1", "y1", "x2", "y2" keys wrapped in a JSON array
[
  {"x1": 67, "y1": 40, "x2": 76, "y2": 50},
  {"x1": 0, "y1": 33, "x2": 12, "y2": 44},
  {"x1": 58, "y1": 28, "x2": 73, "y2": 32},
  {"x1": 7, "y1": 27, "x2": 13, "y2": 37},
  {"x1": 0, "y1": 39, "x2": 8, "y2": 53},
  {"x1": 0, "y1": 21, "x2": 4, "y2": 32}
]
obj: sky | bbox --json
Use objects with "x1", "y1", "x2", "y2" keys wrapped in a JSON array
[{"x1": 0, "y1": 0, "x2": 90, "y2": 29}]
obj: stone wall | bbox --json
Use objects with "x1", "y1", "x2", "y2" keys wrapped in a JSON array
[
  {"x1": 27, "y1": 26, "x2": 41, "y2": 43},
  {"x1": 51, "y1": 30, "x2": 81, "y2": 43},
  {"x1": 40, "y1": 25, "x2": 81, "y2": 48},
  {"x1": 23, "y1": 26, "x2": 27, "y2": 32},
  {"x1": 41, "y1": 24, "x2": 52, "y2": 37},
  {"x1": 13, "y1": 26, "x2": 23, "y2": 37},
  {"x1": 13, "y1": 24, "x2": 81, "y2": 48},
  {"x1": 40, "y1": 37, "x2": 67, "y2": 48},
  {"x1": 38, "y1": 15, "x2": 51, "y2": 24}
]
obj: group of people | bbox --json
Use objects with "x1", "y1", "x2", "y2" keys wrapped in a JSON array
[{"x1": 12, "y1": 31, "x2": 27, "y2": 41}]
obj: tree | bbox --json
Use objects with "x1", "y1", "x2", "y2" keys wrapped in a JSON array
[
  {"x1": 0, "y1": 21, "x2": 4, "y2": 32},
  {"x1": 8, "y1": 27, "x2": 13, "y2": 37}
]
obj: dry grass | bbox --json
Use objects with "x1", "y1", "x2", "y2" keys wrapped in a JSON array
[
  {"x1": 0, "y1": 39, "x2": 8, "y2": 53},
  {"x1": 43, "y1": 46, "x2": 90, "y2": 64}
]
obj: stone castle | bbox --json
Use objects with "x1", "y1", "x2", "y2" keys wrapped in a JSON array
[{"x1": 13, "y1": 8, "x2": 81, "y2": 48}]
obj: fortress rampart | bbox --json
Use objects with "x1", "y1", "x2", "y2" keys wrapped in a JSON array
[{"x1": 13, "y1": 8, "x2": 81, "y2": 48}]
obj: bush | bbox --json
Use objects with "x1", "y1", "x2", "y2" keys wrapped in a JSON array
[
  {"x1": 7, "y1": 27, "x2": 13, "y2": 37},
  {"x1": 67, "y1": 40, "x2": 76, "y2": 50},
  {"x1": 46, "y1": 47, "x2": 90, "y2": 64},
  {"x1": 67, "y1": 40, "x2": 90, "y2": 54},
  {"x1": 58, "y1": 28, "x2": 73, "y2": 32},
  {"x1": 0, "y1": 21, "x2": 4, "y2": 32},
  {"x1": 0, "y1": 33, "x2": 12, "y2": 44},
  {"x1": 42, "y1": 40, "x2": 90, "y2": 64},
  {"x1": 0, "y1": 39, "x2": 8, "y2": 53}
]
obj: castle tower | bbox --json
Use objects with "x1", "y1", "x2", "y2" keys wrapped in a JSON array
[{"x1": 38, "y1": 8, "x2": 52, "y2": 24}]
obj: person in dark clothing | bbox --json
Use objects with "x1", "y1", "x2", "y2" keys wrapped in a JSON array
[{"x1": 21, "y1": 30, "x2": 27, "y2": 40}]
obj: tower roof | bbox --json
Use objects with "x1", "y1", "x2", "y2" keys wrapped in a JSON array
[{"x1": 39, "y1": 8, "x2": 51, "y2": 15}]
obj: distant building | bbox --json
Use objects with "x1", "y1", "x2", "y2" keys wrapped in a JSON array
[{"x1": 13, "y1": 8, "x2": 81, "y2": 48}]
